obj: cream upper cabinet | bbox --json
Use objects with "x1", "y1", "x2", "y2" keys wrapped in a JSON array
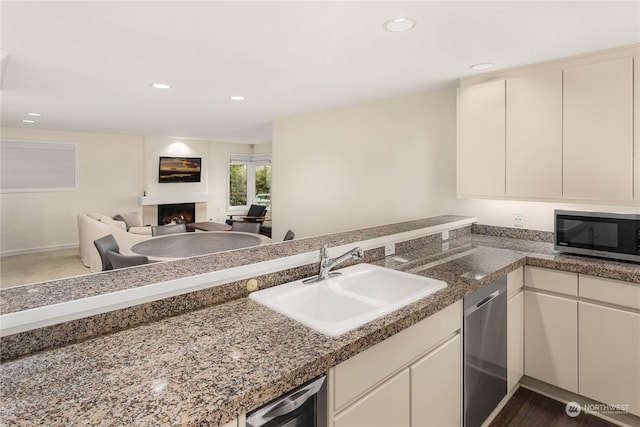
[
  {"x1": 506, "y1": 70, "x2": 562, "y2": 197},
  {"x1": 563, "y1": 57, "x2": 634, "y2": 200},
  {"x1": 459, "y1": 79, "x2": 506, "y2": 196},
  {"x1": 458, "y1": 45, "x2": 638, "y2": 202},
  {"x1": 635, "y1": 56, "x2": 640, "y2": 200}
]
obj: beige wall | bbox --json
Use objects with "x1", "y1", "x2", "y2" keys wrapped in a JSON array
[
  {"x1": 272, "y1": 87, "x2": 637, "y2": 241},
  {"x1": 272, "y1": 88, "x2": 458, "y2": 241},
  {"x1": 446, "y1": 198, "x2": 639, "y2": 232},
  {"x1": 1, "y1": 127, "x2": 145, "y2": 254},
  {"x1": 1, "y1": 128, "x2": 269, "y2": 254}
]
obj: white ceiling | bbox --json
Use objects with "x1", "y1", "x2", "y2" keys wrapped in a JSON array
[{"x1": 1, "y1": 1, "x2": 639, "y2": 144}]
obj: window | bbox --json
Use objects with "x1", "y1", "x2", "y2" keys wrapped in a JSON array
[
  {"x1": 0, "y1": 139, "x2": 79, "y2": 192},
  {"x1": 229, "y1": 154, "x2": 271, "y2": 209}
]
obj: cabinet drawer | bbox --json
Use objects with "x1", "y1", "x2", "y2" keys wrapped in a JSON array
[
  {"x1": 524, "y1": 266, "x2": 577, "y2": 296},
  {"x1": 579, "y1": 274, "x2": 640, "y2": 310},
  {"x1": 332, "y1": 301, "x2": 461, "y2": 411},
  {"x1": 333, "y1": 369, "x2": 410, "y2": 427}
]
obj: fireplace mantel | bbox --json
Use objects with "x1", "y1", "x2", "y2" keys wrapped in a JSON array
[{"x1": 140, "y1": 194, "x2": 212, "y2": 206}]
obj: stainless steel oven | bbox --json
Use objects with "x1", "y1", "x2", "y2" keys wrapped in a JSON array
[
  {"x1": 246, "y1": 375, "x2": 326, "y2": 427},
  {"x1": 555, "y1": 210, "x2": 640, "y2": 263}
]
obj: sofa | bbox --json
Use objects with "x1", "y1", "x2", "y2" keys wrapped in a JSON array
[{"x1": 77, "y1": 212, "x2": 152, "y2": 272}]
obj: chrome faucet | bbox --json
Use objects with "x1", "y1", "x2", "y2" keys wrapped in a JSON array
[{"x1": 317, "y1": 243, "x2": 364, "y2": 280}]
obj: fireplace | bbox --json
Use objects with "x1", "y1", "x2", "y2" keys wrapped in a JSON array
[{"x1": 157, "y1": 203, "x2": 196, "y2": 226}]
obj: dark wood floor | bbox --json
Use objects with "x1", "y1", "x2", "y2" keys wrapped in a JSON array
[{"x1": 489, "y1": 387, "x2": 617, "y2": 427}]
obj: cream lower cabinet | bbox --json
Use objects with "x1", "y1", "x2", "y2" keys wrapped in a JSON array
[
  {"x1": 524, "y1": 291, "x2": 578, "y2": 393},
  {"x1": 329, "y1": 301, "x2": 461, "y2": 427},
  {"x1": 523, "y1": 266, "x2": 578, "y2": 393},
  {"x1": 578, "y1": 275, "x2": 640, "y2": 417},
  {"x1": 507, "y1": 267, "x2": 524, "y2": 392},
  {"x1": 523, "y1": 267, "x2": 640, "y2": 417},
  {"x1": 411, "y1": 335, "x2": 461, "y2": 427},
  {"x1": 334, "y1": 369, "x2": 410, "y2": 427},
  {"x1": 579, "y1": 302, "x2": 640, "y2": 417}
]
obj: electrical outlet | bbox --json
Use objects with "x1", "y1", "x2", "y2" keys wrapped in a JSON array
[
  {"x1": 385, "y1": 243, "x2": 395, "y2": 257},
  {"x1": 513, "y1": 213, "x2": 524, "y2": 228}
]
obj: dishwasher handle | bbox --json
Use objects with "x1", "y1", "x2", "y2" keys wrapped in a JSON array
[
  {"x1": 464, "y1": 290, "x2": 502, "y2": 316},
  {"x1": 246, "y1": 375, "x2": 325, "y2": 426},
  {"x1": 262, "y1": 383, "x2": 318, "y2": 419}
]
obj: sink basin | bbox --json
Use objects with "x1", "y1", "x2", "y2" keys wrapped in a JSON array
[{"x1": 249, "y1": 263, "x2": 447, "y2": 336}]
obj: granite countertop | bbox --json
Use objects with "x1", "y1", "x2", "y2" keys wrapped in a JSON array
[{"x1": 1, "y1": 234, "x2": 639, "y2": 426}]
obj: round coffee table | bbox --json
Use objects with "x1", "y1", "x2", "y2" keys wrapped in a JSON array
[{"x1": 128, "y1": 231, "x2": 268, "y2": 261}]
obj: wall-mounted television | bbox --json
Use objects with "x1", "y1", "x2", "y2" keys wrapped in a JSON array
[{"x1": 158, "y1": 156, "x2": 202, "y2": 183}]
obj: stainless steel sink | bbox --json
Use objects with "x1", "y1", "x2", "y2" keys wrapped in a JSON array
[{"x1": 249, "y1": 263, "x2": 447, "y2": 336}]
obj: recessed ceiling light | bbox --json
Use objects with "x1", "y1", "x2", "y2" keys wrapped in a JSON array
[
  {"x1": 384, "y1": 18, "x2": 416, "y2": 32},
  {"x1": 26, "y1": 112, "x2": 41, "y2": 117},
  {"x1": 229, "y1": 96, "x2": 245, "y2": 101},
  {"x1": 469, "y1": 63, "x2": 495, "y2": 71},
  {"x1": 22, "y1": 119, "x2": 35, "y2": 123},
  {"x1": 151, "y1": 83, "x2": 171, "y2": 89}
]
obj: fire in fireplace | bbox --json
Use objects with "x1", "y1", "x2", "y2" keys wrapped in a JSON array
[{"x1": 157, "y1": 203, "x2": 196, "y2": 226}]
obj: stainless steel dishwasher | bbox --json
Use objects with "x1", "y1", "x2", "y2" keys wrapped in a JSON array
[{"x1": 463, "y1": 276, "x2": 507, "y2": 427}]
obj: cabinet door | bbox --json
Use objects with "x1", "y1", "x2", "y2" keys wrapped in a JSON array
[
  {"x1": 459, "y1": 80, "x2": 506, "y2": 196},
  {"x1": 635, "y1": 56, "x2": 640, "y2": 201},
  {"x1": 333, "y1": 369, "x2": 410, "y2": 427},
  {"x1": 507, "y1": 291, "x2": 523, "y2": 392},
  {"x1": 563, "y1": 57, "x2": 633, "y2": 200},
  {"x1": 411, "y1": 335, "x2": 461, "y2": 427},
  {"x1": 332, "y1": 302, "x2": 460, "y2": 411},
  {"x1": 579, "y1": 302, "x2": 640, "y2": 417},
  {"x1": 506, "y1": 70, "x2": 562, "y2": 198},
  {"x1": 524, "y1": 291, "x2": 578, "y2": 392}
]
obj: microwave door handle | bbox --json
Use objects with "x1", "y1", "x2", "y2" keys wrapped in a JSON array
[{"x1": 261, "y1": 384, "x2": 318, "y2": 420}]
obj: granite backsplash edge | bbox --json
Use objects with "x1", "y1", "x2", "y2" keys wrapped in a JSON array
[{"x1": 1, "y1": 222, "x2": 472, "y2": 361}]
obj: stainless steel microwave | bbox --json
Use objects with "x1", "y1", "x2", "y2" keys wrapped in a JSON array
[{"x1": 554, "y1": 210, "x2": 640, "y2": 263}]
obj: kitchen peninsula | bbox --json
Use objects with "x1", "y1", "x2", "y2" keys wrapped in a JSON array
[{"x1": 1, "y1": 215, "x2": 639, "y2": 426}]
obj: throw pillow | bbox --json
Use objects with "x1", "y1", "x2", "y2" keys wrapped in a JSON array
[
  {"x1": 120, "y1": 212, "x2": 143, "y2": 228},
  {"x1": 113, "y1": 214, "x2": 130, "y2": 231}
]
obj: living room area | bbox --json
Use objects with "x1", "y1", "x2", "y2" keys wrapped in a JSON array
[{"x1": 0, "y1": 126, "x2": 272, "y2": 287}]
